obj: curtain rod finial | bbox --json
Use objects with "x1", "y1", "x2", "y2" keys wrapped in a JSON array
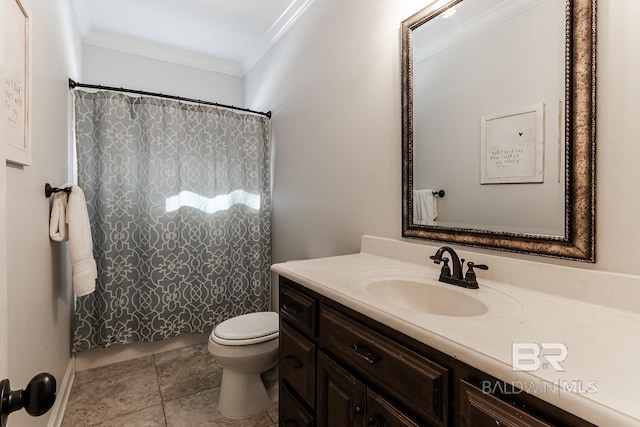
[{"x1": 68, "y1": 78, "x2": 77, "y2": 89}]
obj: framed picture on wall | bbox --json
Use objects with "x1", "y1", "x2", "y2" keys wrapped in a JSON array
[
  {"x1": 480, "y1": 103, "x2": 545, "y2": 184},
  {"x1": 4, "y1": 0, "x2": 32, "y2": 166}
]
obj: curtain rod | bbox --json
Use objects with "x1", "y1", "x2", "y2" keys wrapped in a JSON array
[{"x1": 68, "y1": 78, "x2": 271, "y2": 119}]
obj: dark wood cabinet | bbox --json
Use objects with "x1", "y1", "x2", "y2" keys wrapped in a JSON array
[
  {"x1": 280, "y1": 277, "x2": 428, "y2": 427},
  {"x1": 317, "y1": 353, "x2": 366, "y2": 427},
  {"x1": 280, "y1": 322, "x2": 316, "y2": 406},
  {"x1": 319, "y1": 305, "x2": 447, "y2": 425},
  {"x1": 317, "y1": 353, "x2": 422, "y2": 427},
  {"x1": 366, "y1": 389, "x2": 422, "y2": 427},
  {"x1": 281, "y1": 385, "x2": 314, "y2": 427},
  {"x1": 458, "y1": 380, "x2": 553, "y2": 427},
  {"x1": 280, "y1": 281, "x2": 316, "y2": 337},
  {"x1": 278, "y1": 277, "x2": 595, "y2": 427}
]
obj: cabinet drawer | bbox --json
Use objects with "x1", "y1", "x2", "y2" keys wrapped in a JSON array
[
  {"x1": 280, "y1": 281, "x2": 317, "y2": 337},
  {"x1": 281, "y1": 322, "x2": 316, "y2": 407},
  {"x1": 367, "y1": 389, "x2": 422, "y2": 427},
  {"x1": 319, "y1": 305, "x2": 448, "y2": 425},
  {"x1": 281, "y1": 385, "x2": 315, "y2": 427},
  {"x1": 459, "y1": 380, "x2": 553, "y2": 427}
]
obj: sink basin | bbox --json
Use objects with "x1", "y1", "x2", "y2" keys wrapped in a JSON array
[{"x1": 366, "y1": 279, "x2": 488, "y2": 317}]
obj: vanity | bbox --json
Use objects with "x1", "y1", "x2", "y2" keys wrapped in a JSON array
[{"x1": 272, "y1": 237, "x2": 640, "y2": 427}]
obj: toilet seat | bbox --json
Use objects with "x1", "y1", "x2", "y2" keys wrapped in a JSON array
[{"x1": 211, "y1": 312, "x2": 279, "y2": 346}]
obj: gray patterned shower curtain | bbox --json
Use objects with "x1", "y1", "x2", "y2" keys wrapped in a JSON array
[{"x1": 72, "y1": 90, "x2": 271, "y2": 352}]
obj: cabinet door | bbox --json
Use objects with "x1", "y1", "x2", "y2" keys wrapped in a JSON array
[
  {"x1": 459, "y1": 380, "x2": 553, "y2": 427},
  {"x1": 317, "y1": 353, "x2": 366, "y2": 427},
  {"x1": 365, "y1": 389, "x2": 422, "y2": 427}
]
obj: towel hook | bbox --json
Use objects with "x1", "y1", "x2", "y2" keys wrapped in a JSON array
[{"x1": 44, "y1": 183, "x2": 71, "y2": 198}]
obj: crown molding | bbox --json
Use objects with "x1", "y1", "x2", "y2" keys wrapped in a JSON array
[
  {"x1": 241, "y1": 0, "x2": 315, "y2": 74},
  {"x1": 415, "y1": 0, "x2": 544, "y2": 62},
  {"x1": 83, "y1": 29, "x2": 243, "y2": 76}
]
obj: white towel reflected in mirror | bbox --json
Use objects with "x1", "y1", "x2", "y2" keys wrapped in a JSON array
[{"x1": 413, "y1": 189, "x2": 437, "y2": 225}]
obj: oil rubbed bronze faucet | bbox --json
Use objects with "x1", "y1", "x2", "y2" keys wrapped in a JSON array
[{"x1": 429, "y1": 246, "x2": 488, "y2": 289}]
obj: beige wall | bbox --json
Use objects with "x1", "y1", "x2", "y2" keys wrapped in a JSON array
[
  {"x1": 4, "y1": 0, "x2": 81, "y2": 425},
  {"x1": 246, "y1": 0, "x2": 640, "y2": 277},
  {"x1": 596, "y1": 0, "x2": 640, "y2": 274},
  {"x1": 81, "y1": 44, "x2": 244, "y2": 106},
  {"x1": 246, "y1": 0, "x2": 415, "y2": 262}
]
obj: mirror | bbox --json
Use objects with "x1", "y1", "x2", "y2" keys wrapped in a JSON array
[{"x1": 401, "y1": 0, "x2": 595, "y2": 262}]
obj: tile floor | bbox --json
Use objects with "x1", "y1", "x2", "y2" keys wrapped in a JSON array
[{"x1": 62, "y1": 343, "x2": 278, "y2": 426}]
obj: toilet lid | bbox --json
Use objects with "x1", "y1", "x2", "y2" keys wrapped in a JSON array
[{"x1": 214, "y1": 312, "x2": 279, "y2": 341}]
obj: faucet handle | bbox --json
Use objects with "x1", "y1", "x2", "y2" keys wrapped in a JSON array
[
  {"x1": 439, "y1": 257, "x2": 451, "y2": 277},
  {"x1": 464, "y1": 262, "x2": 488, "y2": 288},
  {"x1": 430, "y1": 255, "x2": 452, "y2": 277},
  {"x1": 467, "y1": 262, "x2": 488, "y2": 271},
  {"x1": 440, "y1": 257, "x2": 451, "y2": 277}
]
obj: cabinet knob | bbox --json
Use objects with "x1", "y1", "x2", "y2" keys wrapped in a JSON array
[
  {"x1": 349, "y1": 404, "x2": 363, "y2": 420},
  {"x1": 353, "y1": 405, "x2": 362, "y2": 414}
]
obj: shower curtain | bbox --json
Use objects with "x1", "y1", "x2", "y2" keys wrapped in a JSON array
[{"x1": 72, "y1": 90, "x2": 271, "y2": 352}]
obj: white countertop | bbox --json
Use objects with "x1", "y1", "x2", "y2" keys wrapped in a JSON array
[{"x1": 272, "y1": 252, "x2": 640, "y2": 427}]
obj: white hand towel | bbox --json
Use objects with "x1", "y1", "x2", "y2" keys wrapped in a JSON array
[
  {"x1": 66, "y1": 183, "x2": 97, "y2": 296},
  {"x1": 413, "y1": 189, "x2": 438, "y2": 225},
  {"x1": 49, "y1": 191, "x2": 69, "y2": 242}
]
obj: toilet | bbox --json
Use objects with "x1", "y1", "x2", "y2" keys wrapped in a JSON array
[{"x1": 208, "y1": 311, "x2": 279, "y2": 418}]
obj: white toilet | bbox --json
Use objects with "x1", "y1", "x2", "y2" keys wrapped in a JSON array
[{"x1": 208, "y1": 311, "x2": 279, "y2": 418}]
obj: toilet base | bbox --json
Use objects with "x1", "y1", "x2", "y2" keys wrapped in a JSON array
[
  {"x1": 218, "y1": 367, "x2": 278, "y2": 418},
  {"x1": 207, "y1": 312, "x2": 279, "y2": 419}
]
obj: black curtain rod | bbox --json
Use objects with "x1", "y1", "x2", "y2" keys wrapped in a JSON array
[{"x1": 68, "y1": 78, "x2": 271, "y2": 119}]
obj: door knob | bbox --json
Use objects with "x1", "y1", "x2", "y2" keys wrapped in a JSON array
[{"x1": 0, "y1": 373, "x2": 56, "y2": 427}]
